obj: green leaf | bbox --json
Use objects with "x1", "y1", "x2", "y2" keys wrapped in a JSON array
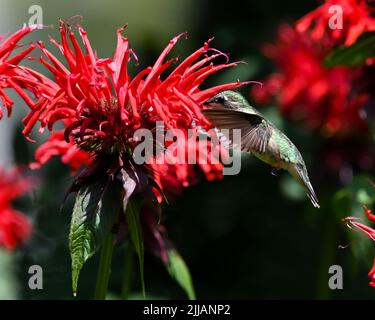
[
  {"x1": 124, "y1": 199, "x2": 145, "y2": 298},
  {"x1": 69, "y1": 178, "x2": 121, "y2": 294},
  {"x1": 167, "y1": 249, "x2": 196, "y2": 300},
  {"x1": 324, "y1": 31, "x2": 375, "y2": 67}
]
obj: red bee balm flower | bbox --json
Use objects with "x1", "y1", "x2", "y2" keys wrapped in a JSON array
[
  {"x1": 0, "y1": 168, "x2": 31, "y2": 250},
  {"x1": 10, "y1": 23, "x2": 246, "y2": 193},
  {"x1": 251, "y1": 24, "x2": 369, "y2": 136},
  {"x1": 297, "y1": 0, "x2": 375, "y2": 47},
  {"x1": 5, "y1": 23, "x2": 253, "y2": 291},
  {"x1": 6, "y1": 23, "x2": 249, "y2": 295},
  {"x1": 0, "y1": 26, "x2": 34, "y2": 118}
]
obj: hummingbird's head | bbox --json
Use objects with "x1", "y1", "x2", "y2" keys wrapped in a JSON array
[{"x1": 203, "y1": 90, "x2": 246, "y2": 110}]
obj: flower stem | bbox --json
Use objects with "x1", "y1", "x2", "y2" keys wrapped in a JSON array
[
  {"x1": 120, "y1": 242, "x2": 134, "y2": 300},
  {"x1": 94, "y1": 231, "x2": 115, "y2": 300}
]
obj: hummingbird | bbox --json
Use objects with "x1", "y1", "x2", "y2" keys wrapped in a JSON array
[{"x1": 202, "y1": 90, "x2": 320, "y2": 208}]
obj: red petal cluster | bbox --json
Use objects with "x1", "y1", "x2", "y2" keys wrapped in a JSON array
[
  {"x1": 344, "y1": 204, "x2": 375, "y2": 238},
  {"x1": 0, "y1": 168, "x2": 31, "y2": 250},
  {"x1": 12, "y1": 23, "x2": 244, "y2": 142},
  {"x1": 30, "y1": 131, "x2": 91, "y2": 173},
  {"x1": 297, "y1": 0, "x2": 375, "y2": 46},
  {"x1": 150, "y1": 132, "x2": 226, "y2": 199},
  {"x1": 251, "y1": 24, "x2": 369, "y2": 136},
  {"x1": 0, "y1": 26, "x2": 34, "y2": 119}
]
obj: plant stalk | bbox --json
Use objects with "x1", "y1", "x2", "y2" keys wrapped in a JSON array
[
  {"x1": 120, "y1": 242, "x2": 135, "y2": 300},
  {"x1": 94, "y1": 231, "x2": 115, "y2": 300}
]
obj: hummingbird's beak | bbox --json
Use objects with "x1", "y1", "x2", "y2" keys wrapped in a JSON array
[{"x1": 203, "y1": 98, "x2": 213, "y2": 106}]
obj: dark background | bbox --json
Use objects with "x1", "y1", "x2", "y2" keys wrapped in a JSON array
[{"x1": 0, "y1": 0, "x2": 374, "y2": 299}]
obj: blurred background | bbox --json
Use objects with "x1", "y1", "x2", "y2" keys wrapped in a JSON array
[{"x1": 0, "y1": 0, "x2": 374, "y2": 299}]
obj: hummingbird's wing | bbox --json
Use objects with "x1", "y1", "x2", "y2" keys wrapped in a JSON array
[{"x1": 202, "y1": 108, "x2": 272, "y2": 153}]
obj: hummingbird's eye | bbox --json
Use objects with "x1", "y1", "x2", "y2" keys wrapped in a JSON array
[{"x1": 214, "y1": 96, "x2": 226, "y2": 104}]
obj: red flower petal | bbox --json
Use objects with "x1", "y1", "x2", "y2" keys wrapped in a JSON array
[
  {"x1": 368, "y1": 259, "x2": 375, "y2": 287},
  {"x1": 0, "y1": 26, "x2": 33, "y2": 118}
]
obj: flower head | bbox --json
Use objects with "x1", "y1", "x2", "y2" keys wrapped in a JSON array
[
  {"x1": 10, "y1": 23, "x2": 246, "y2": 196},
  {"x1": 251, "y1": 24, "x2": 369, "y2": 136},
  {"x1": 297, "y1": 0, "x2": 375, "y2": 47},
  {"x1": 251, "y1": 1, "x2": 375, "y2": 137},
  {"x1": 0, "y1": 167, "x2": 32, "y2": 250}
]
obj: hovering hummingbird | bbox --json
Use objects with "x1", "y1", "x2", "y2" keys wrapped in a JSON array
[{"x1": 203, "y1": 90, "x2": 320, "y2": 208}]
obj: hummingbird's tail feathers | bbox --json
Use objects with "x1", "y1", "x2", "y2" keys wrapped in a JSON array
[{"x1": 295, "y1": 165, "x2": 320, "y2": 208}]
